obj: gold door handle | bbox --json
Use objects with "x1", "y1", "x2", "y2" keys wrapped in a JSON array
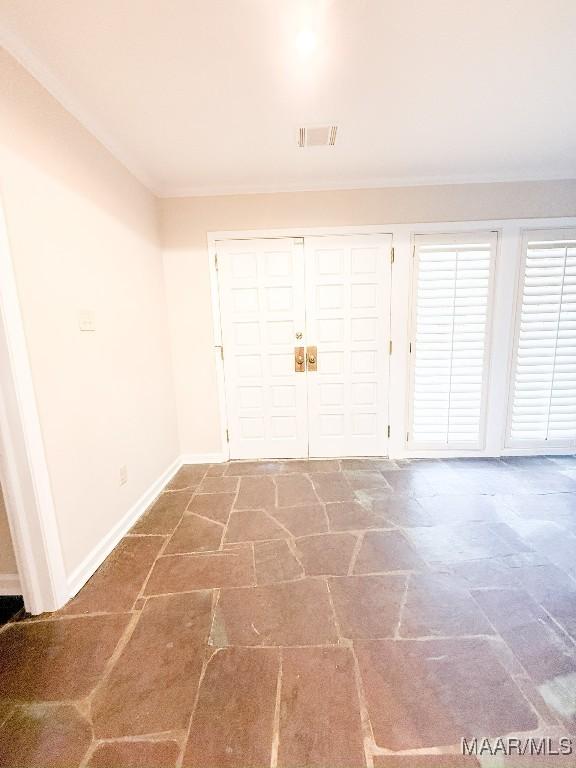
[
  {"x1": 294, "y1": 346, "x2": 305, "y2": 372},
  {"x1": 306, "y1": 346, "x2": 317, "y2": 371}
]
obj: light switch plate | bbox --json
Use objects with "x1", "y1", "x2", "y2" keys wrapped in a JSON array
[{"x1": 78, "y1": 310, "x2": 96, "y2": 332}]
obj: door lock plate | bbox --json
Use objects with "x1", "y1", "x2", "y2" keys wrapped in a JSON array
[
  {"x1": 295, "y1": 346, "x2": 305, "y2": 372},
  {"x1": 306, "y1": 345, "x2": 317, "y2": 371}
]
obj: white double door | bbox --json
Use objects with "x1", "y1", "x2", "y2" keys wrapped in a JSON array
[{"x1": 218, "y1": 234, "x2": 392, "y2": 459}]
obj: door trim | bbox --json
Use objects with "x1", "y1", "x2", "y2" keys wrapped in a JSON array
[
  {"x1": 209, "y1": 230, "x2": 394, "y2": 459},
  {"x1": 207, "y1": 217, "x2": 576, "y2": 460}
]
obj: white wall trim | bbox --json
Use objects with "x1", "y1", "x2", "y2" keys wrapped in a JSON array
[
  {"x1": 66, "y1": 452, "x2": 226, "y2": 600},
  {"x1": 0, "y1": 198, "x2": 68, "y2": 614},
  {"x1": 67, "y1": 456, "x2": 182, "y2": 598},
  {"x1": 0, "y1": 573, "x2": 21, "y2": 596}
]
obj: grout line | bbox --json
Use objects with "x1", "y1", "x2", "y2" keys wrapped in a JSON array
[
  {"x1": 348, "y1": 532, "x2": 365, "y2": 576},
  {"x1": 393, "y1": 574, "x2": 411, "y2": 639},
  {"x1": 176, "y1": 640, "x2": 223, "y2": 768},
  {"x1": 269, "y1": 649, "x2": 283, "y2": 768},
  {"x1": 351, "y1": 644, "x2": 376, "y2": 768}
]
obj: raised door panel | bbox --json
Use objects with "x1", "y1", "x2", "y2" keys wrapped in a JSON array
[
  {"x1": 218, "y1": 238, "x2": 307, "y2": 459},
  {"x1": 304, "y1": 234, "x2": 392, "y2": 457}
]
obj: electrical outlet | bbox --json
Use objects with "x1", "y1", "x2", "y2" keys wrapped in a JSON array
[
  {"x1": 78, "y1": 310, "x2": 96, "y2": 331},
  {"x1": 119, "y1": 465, "x2": 128, "y2": 486}
]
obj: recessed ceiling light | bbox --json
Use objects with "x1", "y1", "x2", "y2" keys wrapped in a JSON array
[{"x1": 296, "y1": 28, "x2": 317, "y2": 58}]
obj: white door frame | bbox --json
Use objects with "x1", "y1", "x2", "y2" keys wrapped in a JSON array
[
  {"x1": 0, "y1": 200, "x2": 68, "y2": 614},
  {"x1": 208, "y1": 217, "x2": 576, "y2": 461}
]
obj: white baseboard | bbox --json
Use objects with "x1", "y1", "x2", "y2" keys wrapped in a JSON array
[
  {"x1": 0, "y1": 573, "x2": 21, "y2": 596},
  {"x1": 180, "y1": 452, "x2": 227, "y2": 464},
  {"x1": 66, "y1": 456, "x2": 182, "y2": 599}
]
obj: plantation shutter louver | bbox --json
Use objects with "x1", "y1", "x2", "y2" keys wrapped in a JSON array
[
  {"x1": 508, "y1": 232, "x2": 576, "y2": 445},
  {"x1": 409, "y1": 233, "x2": 496, "y2": 447}
]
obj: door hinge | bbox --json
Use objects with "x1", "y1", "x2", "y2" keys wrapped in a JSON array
[
  {"x1": 225, "y1": 429, "x2": 229, "y2": 443},
  {"x1": 409, "y1": 341, "x2": 412, "y2": 354},
  {"x1": 220, "y1": 346, "x2": 224, "y2": 361},
  {"x1": 214, "y1": 253, "x2": 219, "y2": 271},
  {"x1": 406, "y1": 431, "x2": 410, "y2": 442},
  {"x1": 294, "y1": 237, "x2": 304, "y2": 245},
  {"x1": 387, "y1": 425, "x2": 391, "y2": 438},
  {"x1": 389, "y1": 340, "x2": 393, "y2": 355},
  {"x1": 390, "y1": 247, "x2": 395, "y2": 265}
]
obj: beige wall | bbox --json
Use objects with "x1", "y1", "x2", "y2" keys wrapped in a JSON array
[
  {"x1": 0, "y1": 49, "x2": 179, "y2": 576},
  {"x1": 0, "y1": 482, "x2": 17, "y2": 574},
  {"x1": 160, "y1": 181, "x2": 576, "y2": 454}
]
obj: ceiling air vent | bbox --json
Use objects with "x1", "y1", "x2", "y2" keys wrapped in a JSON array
[{"x1": 297, "y1": 125, "x2": 338, "y2": 147}]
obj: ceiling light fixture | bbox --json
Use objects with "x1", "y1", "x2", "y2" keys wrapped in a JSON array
[{"x1": 296, "y1": 28, "x2": 317, "y2": 58}]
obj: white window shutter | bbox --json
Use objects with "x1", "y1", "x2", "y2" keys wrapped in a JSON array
[
  {"x1": 508, "y1": 232, "x2": 576, "y2": 446},
  {"x1": 408, "y1": 233, "x2": 496, "y2": 448}
]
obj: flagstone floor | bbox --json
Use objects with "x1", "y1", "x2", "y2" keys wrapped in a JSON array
[{"x1": 1, "y1": 456, "x2": 576, "y2": 767}]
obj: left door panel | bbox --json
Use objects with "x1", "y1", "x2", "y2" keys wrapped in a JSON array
[{"x1": 218, "y1": 238, "x2": 308, "y2": 459}]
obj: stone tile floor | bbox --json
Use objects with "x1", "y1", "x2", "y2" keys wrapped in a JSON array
[{"x1": 1, "y1": 456, "x2": 576, "y2": 767}]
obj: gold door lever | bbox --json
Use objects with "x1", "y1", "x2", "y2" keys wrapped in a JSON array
[{"x1": 306, "y1": 346, "x2": 318, "y2": 371}]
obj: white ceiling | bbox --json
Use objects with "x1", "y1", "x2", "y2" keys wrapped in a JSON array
[{"x1": 2, "y1": 0, "x2": 576, "y2": 196}]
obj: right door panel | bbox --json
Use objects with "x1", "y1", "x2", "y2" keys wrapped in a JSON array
[{"x1": 304, "y1": 234, "x2": 392, "y2": 457}]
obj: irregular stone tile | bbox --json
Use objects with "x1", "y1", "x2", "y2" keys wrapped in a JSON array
[
  {"x1": 212, "y1": 579, "x2": 338, "y2": 646},
  {"x1": 254, "y1": 540, "x2": 304, "y2": 585},
  {"x1": 355, "y1": 638, "x2": 538, "y2": 751},
  {"x1": 132, "y1": 597, "x2": 146, "y2": 611},
  {"x1": 165, "y1": 513, "x2": 223, "y2": 554},
  {"x1": 379, "y1": 470, "x2": 436, "y2": 496},
  {"x1": 344, "y1": 470, "x2": 392, "y2": 491},
  {"x1": 205, "y1": 464, "x2": 227, "y2": 476},
  {"x1": 354, "y1": 530, "x2": 426, "y2": 574},
  {"x1": 225, "y1": 509, "x2": 288, "y2": 543},
  {"x1": 400, "y1": 573, "x2": 495, "y2": 637},
  {"x1": 269, "y1": 504, "x2": 328, "y2": 536},
  {"x1": 187, "y1": 492, "x2": 235, "y2": 523},
  {"x1": 541, "y1": 590, "x2": 576, "y2": 642},
  {"x1": 92, "y1": 591, "x2": 213, "y2": 737},
  {"x1": 197, "y1": 475, "x2": 239, "y2": 494},
  {"x1": 416, "y1": 494, "x2": 506, "y2": 525},
  {"x1": 234, "y1": 477, "x2": 275, "y2": 510},
  {"x1": 183, "y1": 647, "x2": 279, "y2": 767},
  {"x1": 521, "y1": 471, "x2": 576, "y2": 494},
  {"x1": 164, "y1": 464, "x2": 208, "y2": 491},
  {"x1": 471, "y1": 588, "x2": 576, "y2": 684},
  {"x1": 276, "y1": 474, "x2": 318, "y2": 507},
  {"x1": 0, "y1": 705, "x2": 91, "y2": 768},
  {"x1": 130, "y1": 491, "x2": 192, "y2": 534},
  {"x1": 371, "y1": 496, "x2": 433, "y2": 527},
  {"x1": 0, "y1": 614, "x2": 129, "y2": 701},
  {"x1": 407, "y1": 522, "x2": 530, "y2": 565},
  {"x1": 226, "y1": 461, "x2": 284, "y2": 476},
  {"x1": 504, "y1": 519, "x2": 576, "y2": 578},
  {"x1": 283, "y1": 459, "x2": 341, "y2": 473},
  {"x1": 451, "y1": 552, "x2": 573, "y2": 601},
  {"x1": 278, "y1": 647, "x2": 365, "y2": 768},
  {"x1": 329, "y1": 575, "x2": 406, "y2": 639},
  {"x1": 144, "y1": 550, "x2": 254, "y2": 594},
  {"x1": 88, "y1": 740, "x2": 180, "y2": 768},
  {"x1": 295, "y1": 532, "x2": 357, "y2": 576},
  {"x1": 341, "y1": 458, "x2": 398, "y2": 471},
  {"x1": 326, "y1": 501, "x2": 384, "y2": 531},
  {"x1": 502, "y1": 492, "x2": 576, "y2": 522},
  {"x1": 310, "y1": 472, "x2": 355, "y2": 502},
  {"x1": 60, "y1": 536, "x2": 164, "y2": 615},
  {"x1": 373, "y1": 756, "x2": 480, "y2": 767}
]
